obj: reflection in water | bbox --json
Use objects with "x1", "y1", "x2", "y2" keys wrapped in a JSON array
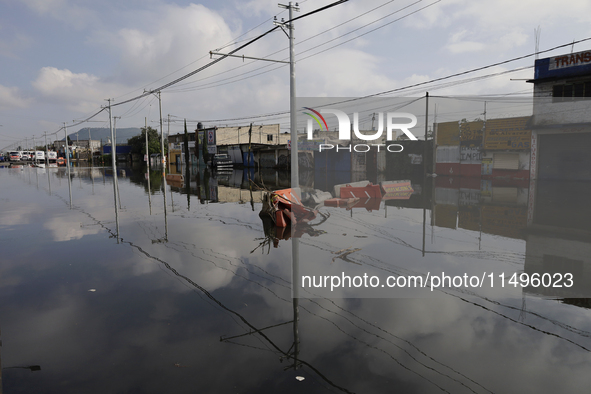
[{"x1": 2, "y1": 165, "x2": 591, "y2": 393}]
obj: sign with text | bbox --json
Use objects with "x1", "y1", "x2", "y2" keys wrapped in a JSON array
[
  {"x1": 436, "y1": 121, "x2": 460, "y2": 146},
  {"x1": 484, "y1": 117, "x2": 531, "y2": 150}
]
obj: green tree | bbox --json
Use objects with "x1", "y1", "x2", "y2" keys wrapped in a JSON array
[
  {"x1": 127, "y1": 126, "x2": 167, "y2": 158},
  {"x1": 201, "y1": 130, "x2": 209, "y2": 164}
]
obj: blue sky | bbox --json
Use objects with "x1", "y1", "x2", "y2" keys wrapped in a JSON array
[{"x1": 2, "y1": 0, "x2": 591, "y2": 149}]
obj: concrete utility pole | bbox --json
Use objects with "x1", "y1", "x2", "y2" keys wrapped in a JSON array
[
  {"x1": 113, "y1": 116, "x2": 121, "y2": 154},
  {"x1": 106, "y1": 98, "x2": 120, "y2": 242},
  {"x1": 64, "y1": 123, "x2": 72, "y2": 208},
  {"x1": 278, "y1": 2, "x2": 300, "y2": 189},
  {"x1": 88, "y1": 127, "x2": 92, "y2": 166},
  {"x1": 157, "y1": 91, "x2": 165, "y2": 168},
  {"x1": 44, "y1": 131, "x2": 48, "y2": 166},
  {"x1": 145, "y1": 117, "x2": 149, "y2": 168}
]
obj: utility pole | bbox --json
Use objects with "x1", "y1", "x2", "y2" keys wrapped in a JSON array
[
  {"x1": 157, "y1": 91, "x2": 165, "y2": 169},
  {"x1": 44, "y1": 132, "x2": 48, "y2": 166},
  {"x1": 88, "y1": 127, "x2": 92, "y2": 166},
  {"x1": 277, "y1": 2, "x2": 300, "y2": 190},
  {"x1": 106, "y1": 98, "x2": 120, "y2": 242},
  {"x1": 145, "y1": 117, "x2": 149, "y2": 168},
  {"x1": 167, "y1": 114, "x2": 171, "y2": 169},
  {"x1": 248, "y1": 123, "x2": 253, "y2": 166},
  {"x1": 143, "y1": 89, "x2": 165, "y2": 168},
  {"x1": 64, "y1": 123, "x2": 72, "y2": 208},
  {"x1": 113, "y1": 116, "x2": 121, "y2": 157}
]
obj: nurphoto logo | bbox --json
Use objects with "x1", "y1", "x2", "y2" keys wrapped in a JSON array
[{"x1": 302, "y1": 106, "x2": 418, "y2": 153}]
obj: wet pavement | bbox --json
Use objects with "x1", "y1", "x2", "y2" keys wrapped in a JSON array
[{"x1": 1, "y1": 165, "x2": 591, "y2": 393}]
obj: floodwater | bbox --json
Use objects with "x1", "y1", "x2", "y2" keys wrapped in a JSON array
[{"x1": 1, "y1": 164, "x2": 591, "y2": 394}]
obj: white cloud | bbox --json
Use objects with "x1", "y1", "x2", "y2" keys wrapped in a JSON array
[
  {"x1": 43, "y1": 214, "x2": 102, "y2": 242},
  {"x1": 0, "y1": 84, "x2": 31, "y2": 110},
  {"x1": 31, "y1": 67, "x2": 111, "y2": 113},
  {"x1": 89, "y1": 3, "x2": 238, "y2": 86}
]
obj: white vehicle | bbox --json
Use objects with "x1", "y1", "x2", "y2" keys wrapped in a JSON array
[
  {"x1": 34, "y1": 151, "x2": 46, "y2": 167},
  {"x1": 8, "y1": 151, "x2": 22, "y2": 161},
  {"x1": 47, "y1": 151, "x2": 58, "y2": 167}
]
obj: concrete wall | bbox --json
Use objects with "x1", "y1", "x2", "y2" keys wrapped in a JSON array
[
  {"x1": 533, "y1": 84, "x2": 591, "y2": 126},
  {"x1": 215, "y1": 124, "x2": 288, "y2": 146}
]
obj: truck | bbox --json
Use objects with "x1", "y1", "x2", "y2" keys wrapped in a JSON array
[{"x1": 47, "y1": 151, "x2": 58, "y2": 167}]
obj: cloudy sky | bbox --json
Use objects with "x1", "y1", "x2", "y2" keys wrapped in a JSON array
[{"x1": 1, "y1": 0, "x2": 591, "y2": 149}]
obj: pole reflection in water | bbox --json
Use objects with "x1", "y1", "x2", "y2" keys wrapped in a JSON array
[
  {"x1": 47, "y1": 165, "x2": 51, "y2": 196},
  {"x1": 67, "y1": 167, "x2": 73, "y2": 210},
  {"x1": 147, "y1": 167, "x2": 152, "y2": 215},
  {"x1": 161, "y1": 169, "x2": 169, "y2": 243},
  {"x1": 113, "y1": 169, "x2": 120, "y2": 243},
  {"x1": 170, "y1": 179, "x2": 174, "y2": 213},
  {"x1": 291, "y1": 237, "x2": 300, "y2": 371},
  {"x1": 0, "y1": 327, "x2": 2, "y2": 394},
  {"x1": 185, "y1": 165, "x2": 191, "y2": 211}
]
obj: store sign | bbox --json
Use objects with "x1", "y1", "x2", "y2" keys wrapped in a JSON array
[{"x1": 484, "y1": 117, "x2": 531, "y2": 150}]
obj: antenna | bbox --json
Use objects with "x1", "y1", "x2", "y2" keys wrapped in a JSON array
[{"x1": 534, "y1": 26, "x2": 541, "y2": 60}]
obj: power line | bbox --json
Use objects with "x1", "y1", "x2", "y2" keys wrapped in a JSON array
[
  {"x1": 112, "y1": 0, "x2": 350, "y2": 108},
  {"x1": 166, "y1": 0, "x2": 428, "y2": 93}
]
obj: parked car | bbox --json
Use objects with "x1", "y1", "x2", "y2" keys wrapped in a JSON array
[{"x1": 8, "y1": 151, "x2": 21, "y2": 161}]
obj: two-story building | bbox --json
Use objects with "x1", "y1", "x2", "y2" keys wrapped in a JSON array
[{"x1": 527, "y1": 49, "x2": 591, "y2": 181}]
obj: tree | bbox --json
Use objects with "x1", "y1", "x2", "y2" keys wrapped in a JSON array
[
  {"x1": 127, "y1": 126, "x2": 166, "y2": 158},
  {"x1": 201, "y1": 130, "x2": 209, "y2": 164}
]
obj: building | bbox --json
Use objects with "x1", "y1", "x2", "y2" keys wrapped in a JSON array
[
  {"x1": 434, "y1": 117, "x2": 531, "y2": 180},
  {"x1": 527, "y1": 49, "x2": 591, "y2": 181},
  {"x1": 168, "y1": 124, "x2": 290, "y2": 169}
]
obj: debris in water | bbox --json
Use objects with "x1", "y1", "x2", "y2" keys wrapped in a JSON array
[{"x1": 296, "y1": 376, "x2": 305, "y2": 381}]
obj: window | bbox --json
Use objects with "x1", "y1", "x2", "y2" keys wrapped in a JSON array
[
  {"x1": 552, "y1": 81, "x2": 591, "y2": 102},
  {"x1": 267, "y1": 134, "x2": 273, "y2": 142}
]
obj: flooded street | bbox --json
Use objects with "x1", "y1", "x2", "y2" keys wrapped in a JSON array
[{"x1": 1, "y1": 165, "x2": 591, "y2": 393}]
